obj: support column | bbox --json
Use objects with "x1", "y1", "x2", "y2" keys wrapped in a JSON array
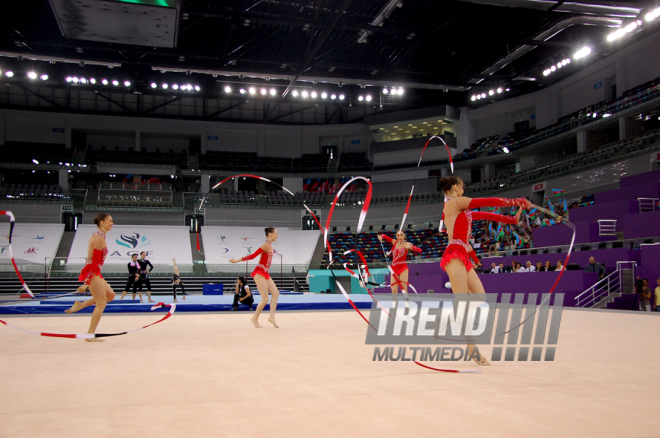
[
  {"x1": 234, "y1": 177, "x2": 238, "y2": 191},
  {"x1": 483, "y1": 163, "x2": 495, "y2": 179},
  {"x1": 135, "y1": 131, "x2": 141, "y2": 152},
  {"x1": 441, "y1": 167, "x2": 448, "y2": 178},
  {"x1": 65, "y1": 125, "x2": 72, "y2": 149},
  {"x1": 577, "y1": 131, "x2": 587, "y2": 153},
  {"x1": 201, "y1": 174, "x2": 210, "y2": 194},
  {"x1": 59, "y1": 169, "x2": 69, "y2": 189},
  {"x1": 619, "y1": 117, "x2": 627, "y2": 141}
]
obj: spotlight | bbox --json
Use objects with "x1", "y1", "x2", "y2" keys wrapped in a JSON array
[
  {"x1": 151, "y1": 83, "x2": 157, "y2": 89},
  {"x1": 551, "y1": 66, "x2": 556, "y2": 72},
  {"x1": 383, "y1": 88, "x2": 389, "y2": 94},
  {"x1": 488, "y1": 90, "x2": 494, "y2": 96},
  {"x1": 543, "y1": 70, "x2": 550, "y2": 76},
  {"x1": 224, "y1": 86, "x2": 232, "y2": 93},
  {"x1": 476, "y1": 94, "x2": 482, "y2": 100},
  {"x1": 260, "y1": 88, "x2": 267, "y2": 95},
  {"x1": 330, "y1": 94, "x2": 336, "y2": 100},
  {"x1": 311, "y1": 91, "x2": 317, "y2": 98},
  {"x1": 557, "y1": 62, "x2": 562, "y2": 68},
  {"x1": 5, "y1": 71, "x2": 13, "y2": 78},
  {"x1": 573, "y1": 46, "x2": 591, "y2": 60},
  {"x1": 502, "y1": 147, "x2": 510, "y2": 153},
  {"x1": 162, "y1": 83, "x2": 168, "y2": 89},
  {"x1": 366, "y1": 95, "x2": 372, "y2": 101},
  {"x1": 321, "y1": 92, "x2": 327, "y2": 99},
  {"x1": 358, "y1": 95, "x2": 364, "y2": 101},
  {"x1": 80, "y1": 78, "x2": 87, "y2": 84},
  {"x1": 249, "y1": 87, "x2": 256, "y2": 95},
  {"x1": 72, "y1": 77, "x2": 79, "y2": 83},
  {"x1": 471, "y1": 95, "x2": 477, "y2": 101},
  {"x1": 301, "y1": 90, "x2": 309, "y2": 98},
  {"x1": 172, "y1": 84, "x2": 179, "y2": 90},
  {"x1": 506, "y1": 88, "x2": 510, "y2": 91},
  {"x1": 481, "y1": 93, "x2": 486, "y2": 98},
  {"x1": 397, "y1": 87, "x2": 404, "y2": 95},
  {"x1": 124, "y1": 81, "x2": 130, "y2": 87},
  {"x1": 339, "y1": 94, "x2": 345, "y2": 100},
  {"x1": 32, "y1": 159, "x2": 39, "y2": 165},
  {"x1": 90, "y1": 78, "x2": 96, "y2": 84},
  {"x1": 186, "y1": 84, "x2": 193, "y2": 91},
  {"x1": 27, "y1": 71, "x2": 37, "y2": 80},
  {"x1": 292, "y1": 90, "x2": 299, "y2": 97},
  {"x1": 194, "y1": 85, "x2": 201, "y2": 91},
  {"x1": 112, "y1": 80, "x2": 119, "y2": 86},
  {"x1": 66, "y1": 77, "x2": 72, "y2": 82},
  {"x1": 40, "y1": 74, "x2": 48, "y2": 81},
  {"x1": 497, "y1": 87, "x2": 503, "y2": 93},
  {"x1": 269, "y1": 88, "x2": 277, "y2": 96},
  {"x1": 102, "y1": 79, "x2": 109, "y2": 85},
  {"x1": 239, "y1": 88, "x2": 247, "y2": 94}
]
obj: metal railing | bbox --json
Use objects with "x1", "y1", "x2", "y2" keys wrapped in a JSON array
[
  {"x1": 598, "y1": 219, "x2": 617, "y2": 236},
  {"x1": 638, "y1": 198, "x2": 659, "y2": 212},
  {"x1": 575, "y1": 261, "x2": 636, "y2": 308}
]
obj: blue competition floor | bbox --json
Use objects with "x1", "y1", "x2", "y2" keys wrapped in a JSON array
[{"x1": 0, "y1": 293, "x2": 375, "y2": 315}]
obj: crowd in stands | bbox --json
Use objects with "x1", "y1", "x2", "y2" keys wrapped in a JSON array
[
  {"x1": 0, "y1": 183, "x2": 68, "y2": 200},
  {"x1": 86, "y1": 147, "x2": 188, "y2": 168},
  {"x1": 467, "y1": 130, "x2": 660, "y2": 195},
  {"x1": 96, "y1": 194, "x2": 173, "y2": 208},
  {"x1": 336, "y1": 152, "x2": 372, "y2": 172}
]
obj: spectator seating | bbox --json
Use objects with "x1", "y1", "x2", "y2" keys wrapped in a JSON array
[
  {"x1": 198, "y1": 152, "x2": 330, "y2": 173},
  {"x1": 3, "y1": 142, "x2": 75, "y2": 165},
  {"x1": 337, "y1": 152, "x2": 372, "y2": 172},
  {"x1": 0, "y1": 183, "x2": 68, "y2": 200},
  {"x1": 86, "y1": 147, "x2": 188, "y2": 168}
]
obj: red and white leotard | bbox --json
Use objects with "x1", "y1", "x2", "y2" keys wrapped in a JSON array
[
  {"x1": 242, "y1": 240, "x2": 274, "y2": 280},
  {"x1": 441, "y1": 197, "x2": 526, "y2": 272},
  {"x1": 78, "y1": 230, "x2": 108, "y2": 285},
  {"x1": 380, "y1": 234, "x2": 422, "y2": 276}
]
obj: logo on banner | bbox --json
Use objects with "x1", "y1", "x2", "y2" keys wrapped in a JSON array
[
  {"x1": 116, "y1": 233, "x2": 151, "y2": 249},
  {"x1": 534, "y1": 183, "x2": 544, "y2": 191},
  {"x1": 24, "y1": 247, "x2": 38, "y2": 255}
]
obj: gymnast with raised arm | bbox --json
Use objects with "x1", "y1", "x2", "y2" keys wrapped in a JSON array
[
  {"x1": 440, "y1": 176, "x2": 531, "y2": 365},
  {"x1": 378, "y1": 230, "x2": 422, "y2": 295},
  {"x1": 65, "y1": 213, "x2": 116, "y2": 341},
  {"x1": 229, "y1": 227, "x2": 280, "y2": 328},
  {"x1": 171, "y1": 258, "x2": 187, "y2": 302}
]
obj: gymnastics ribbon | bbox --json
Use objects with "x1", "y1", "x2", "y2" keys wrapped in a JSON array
[
  {"x1": 323, "y1": 178, "x2": 476, "y2": 373},
  {"x1": 499, "y1": 204, "x2": 575, "y2": 335},
  {"x1": 0, "y1": 211, "x2": 34, "y2": 298},
  {"x1": 0, "y1": 302, "x2": 176, "y2": 339}
]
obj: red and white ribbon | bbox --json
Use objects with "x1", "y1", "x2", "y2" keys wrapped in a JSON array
[{"x1": 0, "y1": 211, "x2": 34, "y2": 298}]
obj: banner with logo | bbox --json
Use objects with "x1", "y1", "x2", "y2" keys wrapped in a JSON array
[
  {"x1": 68, "y1": 225, "x2": 193, "y2": 266},
  {"x1": 0, "y1": 223, "x2": 65, "y2": 264},
  {"x1": 201, "y1": 226, "x2": 319, "y2": 266}
]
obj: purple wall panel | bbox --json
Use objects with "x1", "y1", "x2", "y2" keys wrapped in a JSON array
[
  {"x1": 482, "y1": 247, "x2": 641, "y2": 271},
  {"x1": 623, "y1": 209, "x2": 660, "y2": 239},
  {"x1": 640, "y1": 244, "x2": 660, "y2": 280},
  {"x1": 619, "y1": 168, "x2": 660, "y2": 188},
  {"x1": 532, "y1": 223, "x2": 576, "y2": 248},
  {"x1": 373, "y1": 264, "x2": 596, "y2": 307},
  {"x1": 569, "y1": 199, "x2": 637, "y2": 223},
  {"x1": 595, "y1": 182, "x2": 660, "y2": 204}
]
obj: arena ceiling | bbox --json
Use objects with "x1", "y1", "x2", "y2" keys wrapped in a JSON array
[{"x1": 0, "y1": 0, "x2": 656, "y2": 119}]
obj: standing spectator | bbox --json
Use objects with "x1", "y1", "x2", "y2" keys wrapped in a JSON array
[
  {"x1": 655, "y1": 279, "x2": 660, "y2": 312},
  {"x1": 525, "y1": 261, "x2": 536, "y2": 272},
  {"x1": 639, "y1": 279, "x2": 652, "y2": 312},
  {"x1": 584, "y1": 256, "x2": 606, "y2": 280}
]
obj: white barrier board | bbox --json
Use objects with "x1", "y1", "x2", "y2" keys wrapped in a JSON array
[
  {"x1": 201, "y1": 226, "x2": 319, "y2": 266},
  {"x1": 0, "y1": 223, "x2": 64, "y2": 264},
  {"x1": 69, "y1": 224, "x2": 193, "y2": 265}
]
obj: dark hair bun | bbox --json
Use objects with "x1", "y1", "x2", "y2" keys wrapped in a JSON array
[{"x1": 439, "y1": 176, "x2": 462, "y2": 193}]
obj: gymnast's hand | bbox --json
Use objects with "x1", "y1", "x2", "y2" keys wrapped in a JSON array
[
  {"x1": 229, "y1": 259, "x2": 240, "y2": 264},
  {"x1": 76, "y1": 285, "x2": 89, "y2": 294}
]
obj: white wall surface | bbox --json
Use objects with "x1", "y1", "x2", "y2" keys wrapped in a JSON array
[{"x1": 0, "y1": 223, "x2": 64, "y2": 265}]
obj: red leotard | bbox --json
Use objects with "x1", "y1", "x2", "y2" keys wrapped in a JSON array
[
  {"x1": 78, "y1": 231, "x2": 108, "y2": 285},
  {"x1": 441, "y1": 197, "x2": 526, "y2": 272},
  {"x1": 381, "y1": 234, "x2": 422, "y2": 276},
  {"x1": 242, "y1": 240, "x2": 274, "y2": 280}
]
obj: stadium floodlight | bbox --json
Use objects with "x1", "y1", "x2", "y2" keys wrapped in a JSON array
[
  {"x1": 32, "y1": 159, "x2": 39, "y2": 165},
  {"x1": 239, "y1": 88, "x2": 247, "y2": 94},
  {"x1": 40, "y1": 74, "x2": 48, "y2": 81},
  {"x1": 224, "y1": 86, "x2": 232, "y2": 93},
  {"x1": 321, "y1": 92, "x2": 327, "y2": 99},
  {"x1": 260, "y1": 88, "x2": 267, "y2": 95},
  {"x1": 497, "y1": 87, "x2": 503, "y2": 93},
  {"x1": 270, "y1": 88, "x2": 277, "y2": 96},
  {"x1": 292, "y1": 90, "x2": 299, "y2": 97},
  {"x1": 471, "y1": 95, "x2": 477, "y2": 101},
  {"x1": 5, "y1": 71, "x2": 14, "y2": 78},
  {"x1": 573, "y1": 46, "x2": 592, "y2": 60},
  {"x1": 27, "y1": 71, "x2": 37, "y2": 80},
  {"x1": 162, "y1": 83, "x2": 168, "y2": 89},
  {"x1": 66, "y1": 77, "x2": 72, "y2": 82},
  {"x1": 502, "y1": 147, "x2": 510, "y2": 153},
  {"x1": 311, "y1": 91, "x2": 318, "y2": 98},
  {"x1": 249, "y1": 87, "x2": 256, "y2": 95},
  {"x1": 397, "y1": 87, "x2": 404, "y2": 95},
  {"x1": 488, "y1": 90, "x2": 495, "y2": 96},
  {"x1": 172, "y1": 84, "x2": 179, "y2": 90},
  {"x1": 124, "y1": 81, "x2": 130, "y2": 87},
  {"x1": 89, "y1": 78, "x2": 96, "y2": 84},
  {"x1": 72, "y1": 77, "x2": 79, "y2": 83},
  {"x1": 481, "y1": 93, "x2": 486, "y2": 98},
  {"x1": 339, "y1": 94, "x2": 345, "y2": 100},
  {"x1": 102, "y1": 79, "x2": 109, "y2": 85},
  {"x1": 383, "y1": 88, "x2": 389, "y2": 94},
  {"x1": 301, "y1": 90, "x2": 309, "y2": 98},
  {"x1": 358, "y1": 95, "x2": 364, "y2": 101},
  {"x1": 151, "y1": 83, "x2": 157, "y2": 89},
  {"x1": 330, "y1": 94, "x2": 336, "y2": 100},
  {"x1": 366, "y1": 95, "x2": 372, "y2": 101},
  {"x1": 195, "y1": 85, "x2": 201, "y2": 91},
  {"x1": 112, "y1": 80, "x2": 119, "y2": 86}
]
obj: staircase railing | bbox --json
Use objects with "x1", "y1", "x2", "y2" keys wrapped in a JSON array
[
  {"x1": 597, "y1": 219, "x2": 617, "y2": 236},
  {"x1": 575, "y1": 261, "x2": 636, "y2": 308},
  {"x1": 638, "y1": 197, "x2": 659, "y2": 212}
]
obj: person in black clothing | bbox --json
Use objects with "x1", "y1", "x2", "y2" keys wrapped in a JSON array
[
  {"x1": 232, "y1": 276, "x2": 254, "y2": 311},
  {"x1": 172, "y1": 257, "x2": 186, "y2": 302},
  {"x1": 120, "y1": 253, "x2": 143, "y2": 302},
  {"x1": 138, "y1": 251, "x2": 155, "y2": 303}
]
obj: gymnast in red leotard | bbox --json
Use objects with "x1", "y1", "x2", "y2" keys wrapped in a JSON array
[
  {"x1": 230, "y1": 227, "x2": 280, "y2": 328},
  {"x1": 440, "y1": 176, "x2": 532, "y2": 365},
  {"x1": 378, "y1": 230, "x2": 422, "y2": 295},
  {"x1": 64, "y1": 213, "x2": 116, "y2": 341}
]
